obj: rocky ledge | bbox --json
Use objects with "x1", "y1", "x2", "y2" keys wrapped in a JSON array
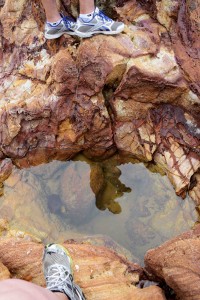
[
  {"x1": 0, "y1": 234, "x2": 166, "y2": 300},
  {"x1": 0, "y1": 0, "x2": 199, "y2": 203},
  {"x1": 1, "y1": 224, "x2": 200, "y2": 299},
  {"x1": 145, "y1": 223, "x2": 200, "y2": 300}
]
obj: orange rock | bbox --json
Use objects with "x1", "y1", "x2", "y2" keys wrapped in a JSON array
[
  {"x1": 0, "y1": 237, "x2": 166, "y2": 299},
  {"x1": 189, "y1": 172, "x2": 200, "y2": 205},
  {"x1": 145, "y1": 224, "x2": 200, "y2": 300}
]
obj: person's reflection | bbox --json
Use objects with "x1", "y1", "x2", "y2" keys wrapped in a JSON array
[
  {"x1": 90, "y1": 163, "x2": 131, "y2": 214},
  {"x1": 74, "y1": 154, "x2": 132, "y2": 215}
]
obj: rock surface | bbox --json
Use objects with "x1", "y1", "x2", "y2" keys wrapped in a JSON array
[
  {"x1": 0, "y1": 166, "x2": 82, "y2": 241},
  {"x1": 145, "y1": 224, "x2": 200, "y2": 300},
  {"x1": 0, "y1": 0, "x2": 199, "y2": 203},
  {"x1": 0, "y1": 236, "x2": 166, "y2": 300},
  {"x1": 189, "y1": 171, "x2": 200, "y2": 205},
  {"x1": 60, "y1": 161, "x2": 96, "y2": 224}
]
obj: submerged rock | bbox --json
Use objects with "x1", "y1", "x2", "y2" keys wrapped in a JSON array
[
  {"x1": 0, "y1": 167, "x2": 78, "y2": 241},
  {"x1": 60, "y1": 162, "x2": 96, "y2": 224},
  {"x1": 119, "y1": 161, "x2": 197, "y2": 259}
]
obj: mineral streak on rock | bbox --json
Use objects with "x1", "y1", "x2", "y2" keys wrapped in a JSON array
[
  {"x1": 0, "y1": 158, "x2": 12, "y2": 182},
  {"x1": 189, "y1": 172, "x2": 200, "y2": 205},
  {"x1": 0, "y1": 237, "x2": 166, "y2": 299},
  {"x1": 144, "y1": 224, "x2": 200, "y2": 300},
  {"x1": 114, "y1": 104, "x2": 200, "y2": 197},
  {"x1": 0, "y1": 0, "x2": 199, "y2": 202}
]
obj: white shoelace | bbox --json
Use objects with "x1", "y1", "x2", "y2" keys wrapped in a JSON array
[{"x1": 46, "y1": 264, "x2": 71, "y2": 290}]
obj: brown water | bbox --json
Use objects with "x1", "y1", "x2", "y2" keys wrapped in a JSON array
[{"x1": 0, "y1": 154, "x2": 198, "y2": 263}]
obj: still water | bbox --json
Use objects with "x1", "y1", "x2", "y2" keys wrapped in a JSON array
[{"x1": 0, "y1": 154, "x2": 197, "y2": 263}]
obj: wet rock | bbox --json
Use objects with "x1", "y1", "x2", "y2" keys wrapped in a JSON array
[
  {"x1": 47, "y1": 194, "x2": 63, "y2": 215},
  {"x1": 120, "y1": 161, "x2": 197, "y2": 259},
  {"x1": 145, "y1": 224, "x2": 200, "y2": 300},
  {"x1": 60, "y1": 162, "x2": 95, "y2": 224},
  {"x1": 127, "y1": 219, "x2": 157, "y2": 247},
  {"x1": 29, "y1": 160, "x2": 64, "y2": 179},
  {"x1": 0, "y1": 167, "x2": 74, "y2": 241},
  {"x1": 0, "y1": 236, "x2": 166, "y2": 299}
]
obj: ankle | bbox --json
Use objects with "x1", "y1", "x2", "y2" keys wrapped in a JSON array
[
  {"x1": 79, "y1": 12, "x2": 93, "y2": 22},
  {"x1": 47, "y1": 19, "x2": 62, "y2": 26},
  {"x1": 46, "y1": 14, "x2": 62, "y2": 23},
  {"x1": 79, "y1": 7, "x2": 98, "y2": 22}
]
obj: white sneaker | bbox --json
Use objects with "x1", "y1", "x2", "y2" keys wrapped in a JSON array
[
  {"x1": 43, "y1": 244, "x2": 86, "y2": 300},
  {"x1": 75, "y1": 7, "x2": 124, "y2": 38},
  {"x1": 44, "y1": 16, "x2": 77, "y2": 39}
]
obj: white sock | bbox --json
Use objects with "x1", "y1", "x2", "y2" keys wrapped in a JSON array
[
  {"x1": 79, "y1": 9, "x2": 96, "y2": 22},
  {"x1": 47, "y1": 18, "x2": 62, "y2": 27}
]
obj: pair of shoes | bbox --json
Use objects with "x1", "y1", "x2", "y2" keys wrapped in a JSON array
[
  {"x1": 44, "y1": 7, "x2": 124, "y2": 39},
  {"x1": 43, "y1": 243, "x2": 86, "y2": 300}
]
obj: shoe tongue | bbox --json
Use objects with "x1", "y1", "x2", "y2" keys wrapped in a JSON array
[{"x1": 95, "y1": 7, "x2": 99, "y2": 14}]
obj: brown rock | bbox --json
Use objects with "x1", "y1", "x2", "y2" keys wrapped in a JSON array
[
  {"x1": 134, "y1": 0, "x2": 200, "y2": 101},
  {"x1": 0, "y1": 159, "x2": 13, "y2": 182},
  {"x1": 157, "y1": 0, "x2": 200, "y2": 97},
  {"x1": 145, "y1": 224, "x2": 200, "y2": 300},
  {"x1": 114, "y1": 104, "x2": 200, "y2": 197},
  {"x1": 189, "y1": 172, "x2": 200, "y2": 205},
  {"x1": 0, "y1": 237, "x2": 166, "y2": 299},
  {"x1": 0, "y1": 167, "x2": 74, "y2": 241}
]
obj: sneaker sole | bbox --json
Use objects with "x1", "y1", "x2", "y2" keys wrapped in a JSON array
[
  {"x1": 74, "y1": 282, "x2": 86, "y2": 300},
  {"x1": 76, "y1": 24, "x2": 125, "y2": 38},
  {"x1": 45, "y1": 31, "x2": 77, "y2": 40},
  {"x1": 45, "y1": 24, "x2": 124, "y2": 39}
]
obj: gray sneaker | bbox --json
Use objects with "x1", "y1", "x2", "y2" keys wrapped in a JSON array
[
  {"x1": 75, "y1": 7, "x2": 124, "y2": 38},
  {"x1": 43, "y1": 243, "x2": 86, "y2": 300},
  {"x1": 45, "y1": 17, "x2": 77, "y2": 39}
]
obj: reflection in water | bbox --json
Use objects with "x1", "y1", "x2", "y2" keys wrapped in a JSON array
[
  {"x1": 0, "y1": 154, "x2": 198, "y2": 263},
  {"x1": 95, "y1": 162, "x2": 131, "y2": 214}
]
